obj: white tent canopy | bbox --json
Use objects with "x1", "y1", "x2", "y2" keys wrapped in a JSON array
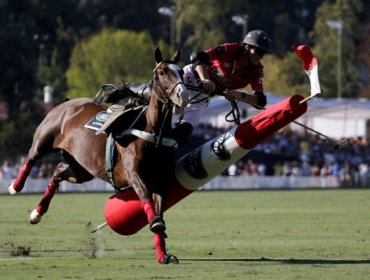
[{"x1": 200, "y1": 93, "x2": 370, "y2": 140}]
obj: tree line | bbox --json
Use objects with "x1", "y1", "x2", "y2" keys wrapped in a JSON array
[{"x1": 0, "y1": 0, "x2": 369, "y2": 161}]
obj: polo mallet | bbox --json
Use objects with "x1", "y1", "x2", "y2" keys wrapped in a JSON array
[
  {"x1": 291, "y1": 120, "x2": 350, "y2": 150},
  {"x1": 91, "y1": 222, "x2": 108, "y2": 233},
  {"x1": 221, "y1": 91, "x2": 350, "y2": 150}
]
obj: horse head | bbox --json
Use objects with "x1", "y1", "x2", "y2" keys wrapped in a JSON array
[{"x1": 153, "y1": 47, "x2": 188, "y2": 108}]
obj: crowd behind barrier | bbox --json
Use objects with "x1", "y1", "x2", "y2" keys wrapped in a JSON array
[
  {"x1": 189, "y1": 124, "x2": 370, "y2": 188},
  {"x1": 1, "y1": 125, "x2": 370, "y2": 189}
]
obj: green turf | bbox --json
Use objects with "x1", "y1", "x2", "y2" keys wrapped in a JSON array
[{"x1": 1, "y1": 189, "x2": 370, "y2": 279}]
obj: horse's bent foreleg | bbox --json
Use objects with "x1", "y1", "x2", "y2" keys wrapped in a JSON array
[
  {"x1": 153, "y1": 233, "x2": 179, "y2": 264},
  {"x1": 8, "y1": 159, "x2": 35, "y2": 195}
]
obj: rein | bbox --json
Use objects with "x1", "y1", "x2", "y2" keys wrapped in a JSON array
[
  {"x1": 183, "y1": 84, "x2": 241, "y2": 126},
  {"x1": 147, "y1": 61, "x2": 183, "y2": 148}
]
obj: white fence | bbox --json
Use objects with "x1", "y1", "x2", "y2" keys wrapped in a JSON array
[
  {"x1": 200, "y1": 175, "x2": 340, "y2": 190},
  {"x1": 0, "y1": 175, "x2": 341, "y2": 194}
]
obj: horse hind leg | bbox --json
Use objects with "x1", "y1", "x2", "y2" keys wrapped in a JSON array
[
  {"x1": 28, "y1": 179, "x2": 58, "y2": 224},
  {"x1": 9, "y1": 129, "x2": 56, "y2": 195},
  {"x1": 28, "y1": 162, "x2": 66, "y2": 224},
  {"x1": 29, "y1": 161, "x2": 92, "y2": 224},
  {"x1": 8, "y1": 159, "x2": 35, "y2": 195}
]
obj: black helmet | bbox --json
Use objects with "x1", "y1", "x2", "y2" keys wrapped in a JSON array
[{"x1": 243, "y1": 30, "x2": 272, "y2": 53}]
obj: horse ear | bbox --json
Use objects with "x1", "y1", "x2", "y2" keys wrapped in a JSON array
[
  {"x1": 171, "y1": 48, "x2": 181, "y2": 63},
  {"x1": 155, "y1": 47, "x2": 163, "y2": 63}
]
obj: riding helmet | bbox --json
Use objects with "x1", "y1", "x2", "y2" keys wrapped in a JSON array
[{"x1": 243, "y1": 30, "x2": 272, "y2": 53}]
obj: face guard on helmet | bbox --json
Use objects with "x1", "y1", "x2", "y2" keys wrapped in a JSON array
[{"x1": 243, "y1": 30, "x2": 272, "y2": 53}]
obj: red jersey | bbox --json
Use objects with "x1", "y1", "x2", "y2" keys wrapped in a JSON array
[{"x1": 204, "y1": 43, "x2": 264, "y2": 92}]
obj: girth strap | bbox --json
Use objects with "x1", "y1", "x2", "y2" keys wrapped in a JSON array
[
  {"x1": 118, "y1": 129, "x2": 178, "y2": 149},
  {"x1": 105, "y1": 133, "x2": 117, "y2": 188}
]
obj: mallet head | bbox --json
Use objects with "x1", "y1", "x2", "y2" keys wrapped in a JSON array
[{"x1": 334, "y1": 138, "x2": 350, "y2": 150}]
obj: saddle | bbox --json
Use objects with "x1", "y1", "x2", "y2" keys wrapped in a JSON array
[
  {"x1": 94, "y1": 83, "x2": 150, "y2": 135},
  {"x1": 96, "y1": 105, "x2": 146, "y2": 137},
  {"x1": 125, "y1": 82, "x2": 152, "y2": 103},
  {"x1": 94, "y1": 83, "x2": 150, "y2": 107}
]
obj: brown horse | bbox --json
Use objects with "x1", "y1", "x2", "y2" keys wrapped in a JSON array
[{"x1": 8, "y1": 47, "x2": 187, "y2": 264}]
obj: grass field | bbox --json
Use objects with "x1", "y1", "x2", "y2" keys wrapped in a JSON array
[{"x1": 1, "y1": 189, "x2": 370, "y2": 279}]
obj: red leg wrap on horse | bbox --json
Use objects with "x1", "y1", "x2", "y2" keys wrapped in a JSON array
[
  {"x1": 12, "y1": 160, "x2": 33, "y2": 192},
  {"x1": 142, "y1": 200, "x2": 157, "y2": 223},
  {"x1": 153, "y1": 233, "x2": 167, "y2": 263},
  {"x1": 36, "y1": 181, "x2": 58, "y2": 215}
]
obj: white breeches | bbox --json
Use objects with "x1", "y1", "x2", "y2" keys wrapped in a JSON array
[{"x1": 175, "y1": 64, "x2": 211, "y2": 128}]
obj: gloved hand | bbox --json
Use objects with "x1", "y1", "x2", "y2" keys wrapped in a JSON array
[
  {"x1": 200, "y1": 79, "x2": 216, "y2": 96},
  {"x1": 254, "y1": 91, "x2": 267, "y2": 107}
]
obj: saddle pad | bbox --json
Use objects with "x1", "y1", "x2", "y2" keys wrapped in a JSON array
[{"x1": 84, "y1": 111, "x2": 110, "y2": 131}]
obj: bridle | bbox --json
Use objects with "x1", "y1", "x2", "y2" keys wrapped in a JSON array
[
  {"x1": 118, "y1": 61, "x2": 184, "y2": 149},
  {"x1": 153, "y1": 61, "x2": 185, "y2": 107},
  {"x1": 147, "y1": 61, "x2": 185, "y2": 148}
]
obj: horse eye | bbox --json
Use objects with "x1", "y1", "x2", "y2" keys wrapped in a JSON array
[{"x1": 159, "y1": 68, "x2": 168, "y2": 76}]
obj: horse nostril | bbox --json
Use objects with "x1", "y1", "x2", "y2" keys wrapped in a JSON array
[{"x1": 175, "y1": 87, "x2": 188, "y2": 108}]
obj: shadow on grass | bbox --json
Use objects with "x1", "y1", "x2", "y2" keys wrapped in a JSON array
[{"x1": 180, "y1": 257, "x2": 370, "y2": 265}]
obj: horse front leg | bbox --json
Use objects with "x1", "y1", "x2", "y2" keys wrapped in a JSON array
[
  {"x1": 131, "y1": 174, "x2": 166, "y2": 233},
  {"x1": 153, "y1": 233, "x2": 179, "y2": 264},
  {"x1": 151, "y1": 192, "x2": 169, "y2": 231},
  {"x1": 152, "y1": 193, "x2": 164, "y2": 219},
  {"x1": 141, "y1": 195, "x2": 178, "y2": 264},
  {"x1": 8, "y1": 159, "x2": 35, "y2": 195},
  {"x1": 144, "y1": 194, "x2": 179, "y2": 264},
  {"x1": 142, "y1": 200, "x2": 166, "y2": 233},
  {"x1": 151, "y1": 193, "x2": 178, "y2": 264}
]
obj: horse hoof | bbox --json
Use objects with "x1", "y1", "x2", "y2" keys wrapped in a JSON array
[
  {"x1": 28, "y1": 209, "x2": 42, "y2": 224},
  {"x1": 161, "y1": 255, "x2": 179, "y2": 264},
  {"x1": 150, "y1": 216, "x2": 166, "y2": 233},
  {"x1": 8, "y1": 183, "x2": 18, "y2": 195}
]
